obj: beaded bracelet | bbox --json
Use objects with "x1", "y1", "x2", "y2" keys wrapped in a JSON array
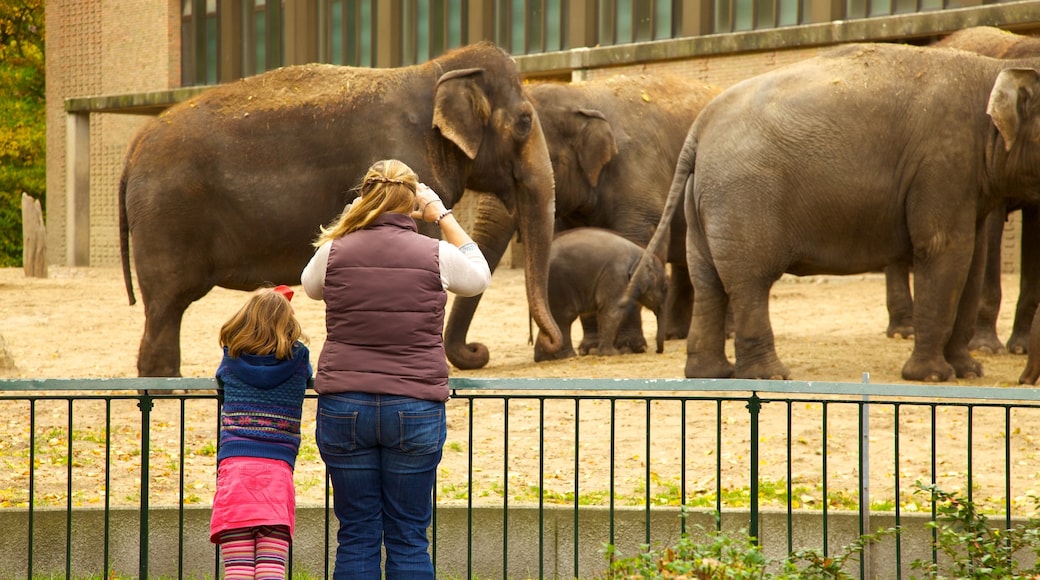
[{"x1": 435, "y1": 209, "x2": 453, "y2": 225}]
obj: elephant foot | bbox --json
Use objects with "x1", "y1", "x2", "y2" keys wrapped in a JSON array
[
  {"x1": 617, "y1": 335, "x2": 648, "y2": 354},
  {"x1": 950, "y1": 353, "x2": 984, "y2": 379},
  {"x1": 1020, "y1": 360, "x2": 1040, "y2": 384},
  {"x1": 1007, "y1": 330, "x2": 1030, "y2": 355},
  {"x1": 886, "y1": 322, "x2": 914, "y2": 340},
  {"x1": 734, "y1": 359, "x2": 791, "y2": 380},
  {"x1": 901, "y1": 355, "x2": 955, "y2": 382},
  {"x1": 969, "y1": 330, "x2": 1006, "y2": 355},
  {"x1": 685, "y1": 355, "x2": 735, "y2": 379},
  {"x1": 665, "y1": 324, "x2": 689, "y2": 340},
  {"x1": 534, "y1": 345, "x2": 577, "y2": 362}
]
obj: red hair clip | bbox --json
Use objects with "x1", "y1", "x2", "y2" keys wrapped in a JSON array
[{"x1": 273, "y1": 285, "x2": 294, "y2": 302}]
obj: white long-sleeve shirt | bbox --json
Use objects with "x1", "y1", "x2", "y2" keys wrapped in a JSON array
[{"x1": 301, "y1": 239, "x2": 491, "y2": 300}]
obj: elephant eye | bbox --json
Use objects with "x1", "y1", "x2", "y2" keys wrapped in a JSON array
[{"x1": 515, "y1": 112, "x2": 533, "y2": 139}]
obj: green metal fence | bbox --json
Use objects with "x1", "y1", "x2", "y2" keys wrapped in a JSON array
[{"x1": 1, "y1": 376, "x2": 1039, "y2": 579}]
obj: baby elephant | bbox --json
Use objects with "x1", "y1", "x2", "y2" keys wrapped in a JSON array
[{"x1": 535, "y1": 228, "x2": 668, "y2": 362}]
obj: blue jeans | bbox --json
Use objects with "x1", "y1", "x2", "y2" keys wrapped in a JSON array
[{"x1": 316, "y1": 392, "x2": 446, "y2": 580}]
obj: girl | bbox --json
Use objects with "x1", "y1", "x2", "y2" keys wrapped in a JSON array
[{"x1": 210, "y1": 285, "x2": 313, "y2": 579}]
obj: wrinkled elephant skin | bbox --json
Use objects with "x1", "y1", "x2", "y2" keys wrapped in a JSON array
[
  {"x1": 444, "y1": 75, "x2": 720, "y2": 368},
  {"x1": 534, "y1": 228, "x2": 667, "y2": 362},
  {"x1": 119, "y1": 42, "x2": 562, "y2": 377},
  {"x1": 634, "y1": 42, "x2": 1040, "y2": 382},
  {"x1": 887, "y1": 27, "x2": 1040, "y2": 358}
]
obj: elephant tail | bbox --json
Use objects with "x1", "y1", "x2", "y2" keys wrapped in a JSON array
[
  {"x1": 118, "y1": 154, "x2": 137, "y2": 306},
  {"x1": 623, "y1": 124, "x2": 699, "y2": 305}
]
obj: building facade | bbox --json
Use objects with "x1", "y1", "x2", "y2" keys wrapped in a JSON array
[{"x1": 46, "y1": 0, "x2": 1040, "y2": 268}]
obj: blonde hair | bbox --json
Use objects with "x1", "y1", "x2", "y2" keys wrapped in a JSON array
[
  {"x1": 314, "y1": 159, "x2": 419, "y2": 246},
  {"x1": 219, "y1": 287, "x2": 305, "y2": 359}
]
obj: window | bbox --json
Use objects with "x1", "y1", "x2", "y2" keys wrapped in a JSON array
[
  {"x1": 325, "y1": 0, "x2": 376, "y2": 66},
  {"x1": 181, "y1": 0, "x2": 220, "y2": 86},
  {"x1": 714, "y1": 0, "x2": 805, "y2": 32},
  {"x1": 598, "y1": 0, "x2": 676, "y2": 46},
  {"x1": 400, "y1": 0, "x2": 466, "y2": 65},
  {"x1": 242, "y1": 0, "x2": 283, "y2": 77},
  {"x1": 494, "y1": 0, "x2": 566, "y2": 55}
]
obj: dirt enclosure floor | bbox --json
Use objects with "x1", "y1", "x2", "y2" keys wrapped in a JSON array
[{"x1": 0, "y1": 266, "x2": 1038, "y2": 514}]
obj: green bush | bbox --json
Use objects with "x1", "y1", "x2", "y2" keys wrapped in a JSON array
[{"x1": 600, "y1": 483, "x2": 1040, "y2": 579}]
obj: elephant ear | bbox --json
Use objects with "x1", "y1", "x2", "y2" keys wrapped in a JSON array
[
  {"x1": 987, "y1": 68, "x2": 1040, "y2": 152},
  {"x1": 433, "y1": 68, "x2": 491, "y2": 160},
  {"x1": 576, "y1": 108, "x2": 618, "y2": 188}
]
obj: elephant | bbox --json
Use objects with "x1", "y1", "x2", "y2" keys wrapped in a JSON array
[
  {"x1": 630, "y1": 42, "x2": 1040, "y2": 382},
  {"x1": 444, "y1": 74, "x2": 721, "y2": 369},
  {"x1": 534, "y1": 227, "x2": 667, "y2": 362},
  {"x1": 119, "y1": 42, "x2": 563, "y2": 377},
  {"x1": 885, "y1": 26, "x2": 1040, "y2": 356}
]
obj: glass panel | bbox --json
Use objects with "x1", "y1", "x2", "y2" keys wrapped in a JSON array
[
  {"x1": 345, "y1": 0, "x2": 358, "y2": 65},
  {"x1": 920, "y1": 0, "x2": 943, "y2": 9},
  {"x1": 634, "y1": 0, "x2": 652, "y2": 42},
  {"x1": 653, "y1": 0, "x2": 673, "y2": 39},
  {"x1": 846, "y1": 0, "x2": 866, "y2": 18},
  {"x1": 416, "y1": 2, "x2": 429, "y2": 63},
  {"x1": 715, "y1": 0, "x2": 732, "y2": 32},
  {"x1": 206, "y1": 13, "x2": 218, "y2": 84},
  {"x1": 546, "y1": 0, "x2": 562, "y2": 50},
  {"x1": 526, "y1": 0, "x2": 544, "y2": 53},
  {"x1": 494, "y1": 0, "x2": 510, "y2": 52},
  {"x1": 598, "y1": 0, "x2": 615, "y2": 46},
  {"x1": 400, "y1": 2, "x2": 416, "y2": 65},
  {"x1": 755, "y1": 0, "x2": 774, "y2": 27},
  {"x1": 512, "y1": 0, "x2": 524, "y2": 55},
  {"x1": 894, "y1": 0, "x2": 917, "y2": 13},
  {"x1": 448, "y1": 0, "x2": 462, "y2": 47},
  {"x1": 429, "y1": 0, "x2": 445, "y2": 58},
  {"x1": 331, "y1": 0, "x2": 343, "y2": 64},
  {"x1": 359, "y1": 0, "x2": 371, "y2": 66},
  {"x1": 734, "y1": 0, "x2": 752, "y2": 30},
  {"x1": 255, "y1": 8, "x2": 267, "y2": 73},
  {"x1": 868, "y1": 0, "x2": 892, "y2": 17},
  {"x1": 778, "y1": 0, "x2": 799, "y2": 25},
  {"x1": 617, "y1": 0, "x2": 633, "y2": 43}
]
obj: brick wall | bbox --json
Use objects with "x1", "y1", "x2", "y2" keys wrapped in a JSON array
[{"x1": 45, "y1": 0, "x2": 179, "y2": 266}]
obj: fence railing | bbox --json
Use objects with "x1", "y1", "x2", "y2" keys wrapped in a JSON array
[{"x1": 1, "y1": 377, "x2": 1039, "y2": 579}]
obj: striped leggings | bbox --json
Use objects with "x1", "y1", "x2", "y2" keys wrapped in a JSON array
[{"x1": 217, "y1": 525, "x2": 291, "y2": 580}]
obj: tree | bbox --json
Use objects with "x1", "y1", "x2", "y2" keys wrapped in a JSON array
[{"x1": 0, "y1": 0, "x2": 45, "y2": 267}]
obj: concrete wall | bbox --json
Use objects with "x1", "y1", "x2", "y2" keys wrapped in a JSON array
[{"x1": 0, "y1": 504, "x2": 1003, "y2": 579}]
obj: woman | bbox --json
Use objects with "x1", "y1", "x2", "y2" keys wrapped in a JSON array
[{"x1": 301, "y1": 159, "x2": 491, "y2": 579}]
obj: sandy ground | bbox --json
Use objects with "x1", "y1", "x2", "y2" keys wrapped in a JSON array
[{"x1": 0, "y1": 266, "x2": 1037, "y2": 513}]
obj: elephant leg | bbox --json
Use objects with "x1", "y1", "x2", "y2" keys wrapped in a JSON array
[
  {"x1": 969, "y1": 208, "x2": 1006, "y2": 354},
  {"x1": 445, "y1": 194, "x2": 515, "y2": 370},
  {"x1": 1019, "y1": 309, "x2": 1040, "y2": 384},
  {"x1": 664, "y1": 263, "x2": 692, "y2": 340},
  {"x1": 1009, "y1": 205, "x2": 1040, "y2": 355},
  {"x1": 614, "y1": 305, "x2": 648, "y2": 354},
  {"x1": 595, "y1": 306, "x2": 623, "y2": 357},
  {"x1": 685, "y1": 259, "x2": 734, "y2": 379},
  {"x1": 884, "y1": 260, "x2": 914, "y2": 339},
  {"x1": 536, "y1": 302, "x2": 577, "y2": 362},
  {"x1": 578, "y1": 314, "x2": 598, "y2": 356},
  {"x1": 901, "y1": 231, "x2": 981, "y2": 382},
  {"x1": 137, "y1": 296, "x2": 190, "y2": 378},
  {"x1": 728, "y1": 279, "x2": 789, "y2": 380}
]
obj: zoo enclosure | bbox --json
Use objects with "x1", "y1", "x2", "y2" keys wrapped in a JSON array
[{"x1": 1, "y1": 377, "x2": 1039, "y2": 579}]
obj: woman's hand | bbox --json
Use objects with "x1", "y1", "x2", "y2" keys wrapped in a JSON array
[{"x1": 412, "y1": 183, "x2": 446, "y2": 223}]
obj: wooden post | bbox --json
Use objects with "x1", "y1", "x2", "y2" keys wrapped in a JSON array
[{"x1": 21, "y1": 192, "x2": 47, "y2": 278}]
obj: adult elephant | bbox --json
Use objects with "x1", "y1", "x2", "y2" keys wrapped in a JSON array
[
  {"x1": 631, "y1": 42, "x2": 1040, "y2": 382},
  {"x1": 444, "y1": 74, "x2": 720, "y2": 369},
  {"x1": 885, "y1": 26, "x2": 1040, "y2": 356},
  {"x1": 120, "y1": 42, "x2": 563, "y2": 377}
]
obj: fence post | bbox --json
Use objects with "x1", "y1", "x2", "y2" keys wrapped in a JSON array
[
  {"x1": 138, "y1": 394, "x2": 153, "y2": 578},
  {"x1": 860, "y1": 372, "x2": 871, "y2": 579},
  {"x1": 748, "y1": 392, "x2": 761, "y2": 543}
]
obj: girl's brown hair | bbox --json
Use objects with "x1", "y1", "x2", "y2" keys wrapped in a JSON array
[
  {"x1": 314, "y1": 159, "x2": 418, "y2": 246},
  {"x1": 219, "y1": 287, "x2": 305, "y2": 359}
]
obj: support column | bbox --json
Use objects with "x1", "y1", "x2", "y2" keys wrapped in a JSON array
[{"x1": 65, "y1": 112, "x2": 90, "y2": 267}]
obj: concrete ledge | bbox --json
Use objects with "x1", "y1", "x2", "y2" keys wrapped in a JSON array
[{"x1": 0, "y1": 504, "x2": 1005, "y2": 579}]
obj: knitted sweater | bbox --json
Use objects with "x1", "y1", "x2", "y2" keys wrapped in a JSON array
[{"x1": 215, "y1": 342, "x2": 313, "y2": 468}]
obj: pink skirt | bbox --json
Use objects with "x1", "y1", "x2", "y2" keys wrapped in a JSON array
[{"x1": 209, "y1": 456, "x2": 296, "y2": 543}]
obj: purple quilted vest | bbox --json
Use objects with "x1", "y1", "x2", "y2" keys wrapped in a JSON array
[{"x1": 315, "y1": 213, "x2": 449, "y2": 401}]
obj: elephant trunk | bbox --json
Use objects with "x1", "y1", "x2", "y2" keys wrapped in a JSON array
[
  {"x1": 445, "y1": 194, "x2": 516, "y2": 369},
  {"x1": 517, "y1": 116, "x2": 564, "y2": 358}
]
